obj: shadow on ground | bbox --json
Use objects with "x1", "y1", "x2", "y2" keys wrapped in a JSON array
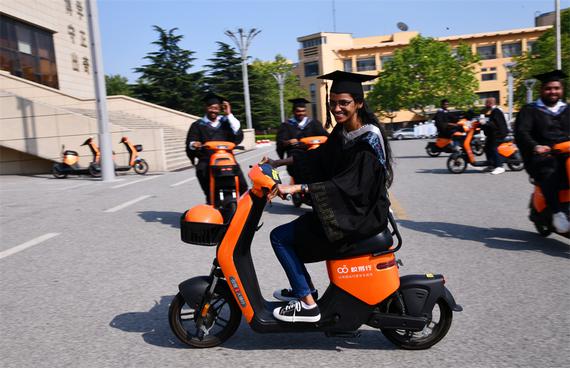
[
  {"x1": 415, "y1": 168, "x2": 483, "y2": 175},
  {"x1": 110, "y1": 295, "x2": 396, "y2": 351},
  {"x1": 138, "y1": 211, "x2": 181, "y2": 228},
  {"x1": 398, "y1": 220, "x2": 569, "y2": 259}
]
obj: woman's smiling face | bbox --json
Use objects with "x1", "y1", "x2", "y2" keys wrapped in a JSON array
[{"x1": 329, "y1": 93, "x2": 363, "y2": 124}]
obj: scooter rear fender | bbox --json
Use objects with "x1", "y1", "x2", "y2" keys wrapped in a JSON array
[
  {"x1": 178, "y1": 275, "x2": 230, "y2": 307},
  {"x1": 399, "y1": 274, "x2": 462, "y2": 317}
]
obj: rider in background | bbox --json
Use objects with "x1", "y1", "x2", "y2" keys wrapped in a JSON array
[
  {"x1": 514, "y1": 70, "x2": 570, "y2": 233},
  {"x1": 264, "y1": 71, "x2": 393, "y2": 323},
  {"x1": 276, "y1": 98, "x2": 329, "y2": 178},
  {"x1": 481, "y1": 97, "x2": 509, "y2": 175},
  {"x1": 434, "y1": 99, "x2": 460, "y2": 140},
  {"x1": 185, "y1": 93, "x2": 248, "y2": 203}
]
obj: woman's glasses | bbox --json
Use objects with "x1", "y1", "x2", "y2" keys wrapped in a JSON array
[{"x1": 329, "y1": 99, "x2": 353, "y2": 108}]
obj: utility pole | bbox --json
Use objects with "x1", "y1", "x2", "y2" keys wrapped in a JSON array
[
  {"x1": 271, "y1": 71, "x2": 289, "y2": 123},
  {"x1": 225, "y1": 28, "x2": 261, "y2": 130},
  {"x1": 85, "y1": 0, "x2": 115, "y2": 181},
  {"x1": 555, "y1": 0, "x2": 561, "y2": 69},
  {"x1": 524, "y1": 79, "x2": 537, "y2": 104},
  {"x1": 504, "y1": 62, "x2": 516, "y2": 123}
]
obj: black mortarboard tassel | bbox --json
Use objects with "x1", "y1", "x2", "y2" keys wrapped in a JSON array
[
  {"x1": 533, "y1": 69, "x2": 568, "y2": 84},
  {"x1": 317, "y1": 70, "x2": 378, "y2": 96}
]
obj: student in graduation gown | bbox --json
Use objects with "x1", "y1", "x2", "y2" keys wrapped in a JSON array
[
  {"x1": 185, "y1": 93, "x2": 248, "y2": 203},
  {"x1": 481, "y1": 97, "x2": 509, "y2": 175},
  {"x1": 514, "y1": 69, "x2": 570, "y2": 233},
  {"x1": 275, "y1": 98, "x2": 329, "y2": 164},
  {"x1": 262, "y1": 71, "x2": 394, "y2": 323},
  {"x1": 434, "y1": 99, "x2": 460, "y2": 139}
]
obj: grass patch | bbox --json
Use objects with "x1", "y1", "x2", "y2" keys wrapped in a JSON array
[{"x1": 255, "y1": 134, "x2": 276, "y2": 141}]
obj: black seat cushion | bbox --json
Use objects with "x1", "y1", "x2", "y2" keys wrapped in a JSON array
[{"x1": 330, "y1": 228, "x2": 394, "y2": 259}]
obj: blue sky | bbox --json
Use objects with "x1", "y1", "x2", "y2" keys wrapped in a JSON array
[{"x1": 98, "y1": 0, "x2": 569, "y2": 82}]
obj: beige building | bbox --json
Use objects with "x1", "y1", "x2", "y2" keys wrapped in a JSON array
[
  {"x1": 0, "y1": 1, "x2": 255, "y2": 175},
  {"x1": 296, "y1": 26, "x2": 550, "y2": 126}
]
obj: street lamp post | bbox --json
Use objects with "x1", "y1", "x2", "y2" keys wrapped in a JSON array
[
  {"x1": 523, "y1": 79, "x2": 537, "y2": 104},
  {"x1": 271, "y1": 71, "x2": 289, "y2": 123},
  {"x1": 504, "y1": 62, "x2": 516, "y2": 123},
  {"x1": 225, "y1": 28, "x2": 261, "y2": 130}
]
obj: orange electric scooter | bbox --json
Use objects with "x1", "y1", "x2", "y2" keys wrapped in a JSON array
[
  {"x1": 288, "y1": 135, "x2": 328, "y2": 207},
  {"x1": 88, "y1": 136, "x2": 148, "y2": 177},
  {"x1": 446, "y1": 120, "x2": 523, "y2": 174},
  {"x1": 529, "y1": 141, "x2": 570, "y2": 237},
  {"x1": 169, "y1": 163, "x2": 462, "y2": 349},
  {"x1": 426, "y1": 118, "x2": 484, "y2": 157},
  {"x1": 52, "y1": 137, "x2": 100, "y2": 179}
]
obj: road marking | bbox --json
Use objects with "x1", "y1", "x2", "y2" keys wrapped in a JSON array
[
  {"x1": 170, "y1": 177, "x2": 197, "y2": 187},
  {"x1": 58, "y1": 182, "x2": 93, "y2": 190},
  {"x1": 389, "y1": 193, "x2": 408, "y2": 220},
  {"x1": 0, "y1": 233, "x2": 60, "y2": 260},
  {"x1": 111, "y1": 176, "x2": 160, "y2": 189},
  {"x1": 104, "y1": 195, "x2": 152, "y2": 213}
]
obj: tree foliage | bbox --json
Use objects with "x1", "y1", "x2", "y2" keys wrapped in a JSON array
[
  {"x1": 513, "y1": 9, "x2": 570, "y2": 107},
  {"x1": 367, "y1": 36, "x2": 479, "y2": 116},
  {"x1": 105, "y1": 74, "x2": 133, "y2": 96},
  {"x1": 133, "y1": 26, "x2": 204, "y2": 114}
]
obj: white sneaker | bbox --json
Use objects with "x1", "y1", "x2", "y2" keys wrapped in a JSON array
[
  {"x1": 490, "y1": 167, "x2": 505, "y2": 175},
  {"x1": 552, "y1": 212, "x2": 570, "y2": 233}
]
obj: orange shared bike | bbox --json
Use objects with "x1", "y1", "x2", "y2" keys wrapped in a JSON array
[{"x1": 169, "y1": 163, "x2": 462, "y2": 349}]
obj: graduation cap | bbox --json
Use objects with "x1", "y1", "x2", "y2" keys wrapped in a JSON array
[
  {"x1": 317, "y1": 70, "x2": 378, "y2": 96},
  {"x1": 202, "y1": 93, "x2": 226, "y2": 106},
  {"x1": 288, "y1": 98, "x2": 311, "y2": 108},
  {"x1": 533, "y1": 69, "x2": 568, "y2": 84}
]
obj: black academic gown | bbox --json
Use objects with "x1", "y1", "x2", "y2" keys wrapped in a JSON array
[
  {"x1": 276, "y1": 118, "x2": 329, "y2": 160},
  {"x1": 514, "y1": 102, "x2": 570, "y2": 180},
  {"x1": 290, "y1": 124, "x2": 391, "y2": 262},
  {"x1": 434, "y1": 109, "x2": 457, "y2": 138},
  {"x1": 483, "y1": 107, "x2": 509, "y2": 141},
  {"x1": 185, "y1": 117, "x2": 247, "y2": 198}
]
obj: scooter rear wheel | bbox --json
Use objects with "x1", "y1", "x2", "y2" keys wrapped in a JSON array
[
  {"x1": 381, "y1": 298, "x2": 453, "y2": 350},
  {"x1": 168, "y1": 289, "x2": 241, "y2": 348},
  {"x1": 426, "y1": 146, "x2": 441, "y2": 157},
  {"x1": 52, "y1": 164, "x2": 68, "y2": 179},
  {"x1": 134, "y1": 159, "x2": 149, "y2": 175}
]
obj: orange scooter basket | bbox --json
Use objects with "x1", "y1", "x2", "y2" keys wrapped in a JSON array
[{"x1": 180, "y1": 206, "x2": 227, "y2": 246}]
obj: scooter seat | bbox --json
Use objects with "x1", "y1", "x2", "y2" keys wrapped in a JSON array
[{"x1": 332, "y1": 228, "x2": 394, "y2": 259}]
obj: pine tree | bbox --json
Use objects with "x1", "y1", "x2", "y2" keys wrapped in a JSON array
[{"x1": 133, "y1": 26, "x2": 204, "y2": 114}]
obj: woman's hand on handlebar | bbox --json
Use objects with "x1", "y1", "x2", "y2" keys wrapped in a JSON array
[{"x1": 275, "y1": 184, "x2": 301, "y2": 199}]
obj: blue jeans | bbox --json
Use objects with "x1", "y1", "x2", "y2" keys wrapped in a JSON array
[{"x1": 270, "y1": 221, "x2": 316, "y2": 299}]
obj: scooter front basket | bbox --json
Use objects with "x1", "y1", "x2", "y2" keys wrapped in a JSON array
[
  {"x1": 134, "y1": 144, "x2": 143, "y2": 152},
  {"x1": 180, "y1": 216, "x2": 227, "y2": 246}
]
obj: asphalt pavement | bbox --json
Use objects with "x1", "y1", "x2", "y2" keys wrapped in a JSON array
[{"x1": 0, "y1": 140, "x2": 568, "y2": 368}]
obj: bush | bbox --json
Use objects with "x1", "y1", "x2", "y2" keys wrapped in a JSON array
[{"x1": 255, "y1": 134, "x2": 276, "y2": 141}]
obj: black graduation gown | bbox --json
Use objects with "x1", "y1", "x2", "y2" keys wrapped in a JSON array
[
  {"x1": 483, "y1": 108, "x2": 509, "y2": 141},
  {"x1": 290, "y1": 124, "x2": 390, "y2": 261},
  {"x1": 434, "y1": 109, "x2": 457, "y2": 138},
  {"x1": 276, "y1": 118, "x2": 329, "y2": 159}
]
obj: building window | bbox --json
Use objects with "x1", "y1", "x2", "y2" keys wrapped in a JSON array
[
  {"x1": 304, "y1": 61, "x2": 319, "y2": 77},
  {"x1": 477, "y1": 45, "x2": 496, "y2": 60},
  {"x1": 481, "y1": 73, "x2": 497, "y2": 81},
  {"x1": 527, "y1": 41, "x2": 536, "y2": 54},
  {"x1": 300, "y1": 37, "x2": 324, "y2": 49},
  {"x1": 380, "y1": 55, "x2": 393, "y2": 69},
  {"x1": 309, "y1": 83, "x2": 317, "y2": 118},
  {"x1": 502, "y1": 42, "x2": 521, "y2": 57},
  {"x1": 356, "y1": 57, "x2": 376, "y2": 72},
  {"x1": 0, "y1": 15, "x2": 59, "y2": 89},
  {"x1": 343, "y1": 59, "x2": 352, "y2": 72},
  {"x1": 477, "y1": 91, "x2": 500, "y2": 105}
]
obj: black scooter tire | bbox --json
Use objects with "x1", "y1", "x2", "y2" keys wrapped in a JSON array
[
  {"x1": 381, "y1": 298, "x2": 453, "y2": 350},
  {"x1": 52, "y1": 164, "x2": 68, "y2": 179},
  {"x1": 134, "y1": 159, "x2": 149, "y2": 175},
  {"x1": 426, "y1": 146, "x2": 441, "y2": 157},
  {"x1": 447, "y1": 154, "x2": 467, "y2": 174},
  {"x1": 169, "y1": 290, "x2": 241, "y2": 348},
  {"x1": 88, "y1": 163, "x2": 101, "y2": 178}
]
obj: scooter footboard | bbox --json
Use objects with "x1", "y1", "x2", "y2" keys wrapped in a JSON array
[
  {"x1": 399, "y1": 274, "x2": 462, "y2": 317},
  {"x1": 178, "y1": 275, "x2": 230, "y2": 307}
]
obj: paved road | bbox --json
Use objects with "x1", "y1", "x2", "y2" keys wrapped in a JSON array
[{"x1": 1, "y1": 140, "x2": 568, "y2": 368}]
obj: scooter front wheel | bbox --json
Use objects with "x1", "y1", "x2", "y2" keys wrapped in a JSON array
[
  {"x1": 168, "y1": 289, "x2": 241, "y2": 348},
  {"x1": 88, "y1": 163, "x2": 101, "y2": 178},
  {"x1": 52, "y1": 164, "x2": 68, "y2": 179},
  {"x1": 446, "y1": 154, "x2": 467, "y2": 174},
  {"x1": 381, "y1": 298, "x2": 453, "y2": 350},
  {"x1": 134, "y1": 159, "x2": 149, "y2": 175}
]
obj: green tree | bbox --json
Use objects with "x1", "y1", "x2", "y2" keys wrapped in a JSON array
[
  {"x1": 368, "y1": 36, "x2": 479, "y2": 117},
  {"x1": 249, "y1": 55, "x2": 307, "y2": 130},
  {"x1": 513, "y1": 9, "x2": 570, "y2": 107},
  {"x1": 133, "y1": 26, "x2": 204, "y2": 114},
  {"x1": 105, "y1": 74, "x2": 132, "y2": 96},
  {"x1": 204, "y1": 42, "x2": 246, "y2": 124}
]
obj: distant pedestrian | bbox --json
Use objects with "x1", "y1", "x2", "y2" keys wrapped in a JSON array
[
  {"x1": 434, "y1": 99, "x2": 460, "y2": 139},
  {"x1": 481, "y1": 97, "x2": 509, "y2": 175}
]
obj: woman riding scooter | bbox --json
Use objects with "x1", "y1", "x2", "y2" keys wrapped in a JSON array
[{"x1": 263, "y1": 71, "x2": 393, "y2": 323}]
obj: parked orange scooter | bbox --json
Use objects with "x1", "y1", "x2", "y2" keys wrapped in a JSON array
[
  {"x1": 88, "y1": 136, "x2": 148, "y2": 177},
  {"x1": 169, "y1": 163, "x2": 462, "y2": 349},
  {"x1": 201, "y1": 141, "x2": 244, "y2": 221},
  {"x1": 446, "y1": 120, "x2": 523, "y2": 173},
  {"x1": 52, "y1": 137, "x2": 100, "y2": 179},
  {"x1": 288, "y1": 135, "x2": 328, "y2": 207},
  {"x1": 529, "y1": 141, "x2": 570, "y2": 237}
]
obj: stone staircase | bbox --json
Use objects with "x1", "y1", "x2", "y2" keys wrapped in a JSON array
[{"x1": 69, "y1": 108, "x2": 192, "y2": 171}]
